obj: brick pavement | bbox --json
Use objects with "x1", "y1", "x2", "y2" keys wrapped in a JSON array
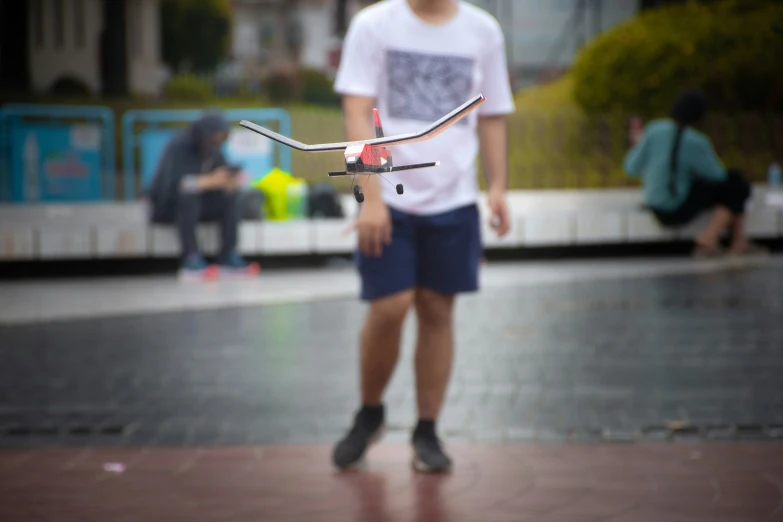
[{"x1": 1, "y1": 443, "x2": 782, "y2": 521}]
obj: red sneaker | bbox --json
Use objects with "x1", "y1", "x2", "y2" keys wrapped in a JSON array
[{"x1": 219, "y1": 253, "x2": 261, "y2": 277}]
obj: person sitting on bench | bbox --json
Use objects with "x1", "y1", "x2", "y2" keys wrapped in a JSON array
[
  {"x1": 146, "y1": 111, "x2": 259, "y2": 278},
  {"x1": 624, "y1": 89, "x2": 767, "y2": 258}
]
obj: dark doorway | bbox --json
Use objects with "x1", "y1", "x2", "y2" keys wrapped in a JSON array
[
  {"x1": 0, "y1": 0, "x2": 31, "y2": 97},
  {"x1": 100, "y1": 0, "x2": 128, "y2": 96},
  {"x1": 335, "y1": 0, "x2": 348, "y2": 38}
]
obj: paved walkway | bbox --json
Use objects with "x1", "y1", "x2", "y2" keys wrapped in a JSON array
[
  {"x1": 1, "y1": 256, "x2": 782, "y2": 520},
  {"x1": 2, "y1": 256, "x2": 781, "y2": 443}
]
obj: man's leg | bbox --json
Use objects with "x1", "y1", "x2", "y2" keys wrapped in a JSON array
[
  {"x1": 217, "y1": 191, "x2": 241, "y2": 262},
  {"x1": 360, "y1": 291, "x2": 415, "y2": 406},
  {"x1": 413, "y1": 289, "x2": 455, "y2": 421},
  {"x1": 176, "y1": 192, "x2": 201, "y2": 261},
  {"x1": 332, "y1": 207, "x2": 417, "y2": 470},
  {"x1": 200, "y1": 190, "x2": 257, "y2": 272},
  {"x1": 719, "y1": 170, "x2": 765, "y2": 254},
  {"x1": 659, "y1": 180, "x2": 731, "y2": 255},
  {"x1": 695, "y1": 172, "x2": 757, "y2": 254},
  {"x1": 695, "y1": 206, "x2": 733, "y2": 249},
  {"x1": 412, "y1": 287, "x2": 455, "y2": 471},
  {"x1": 411, "y1": 204, "x2": 482, "y2": 472}
]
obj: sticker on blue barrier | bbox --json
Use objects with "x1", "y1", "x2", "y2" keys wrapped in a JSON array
[{"x1": 10, "y1": 123, "x2": 102, "y2": 202}]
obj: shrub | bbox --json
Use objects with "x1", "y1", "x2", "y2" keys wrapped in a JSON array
[
  {"x1": 572, "y1": 0, "x2": 783, "y2": 117},
  {"x1": 262, "y1": 71, "x2": 302, "y2": 104},
  {"x1": 161, "y1": 0, "x2": 231, "y2": 74},
  {"x1": 49, "y1": 75, "x2": 92, "y2": 97},
  {"x1": 163, "y1": 74, "x2": 215, "y2": 101},
  {"x1": 301, "y1": 68, "x2": 341, "y2": 107}
]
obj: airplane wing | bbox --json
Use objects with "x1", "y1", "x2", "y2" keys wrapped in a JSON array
[{"x1": 238, "y1": 93, "x2": 486, "y2": 153}]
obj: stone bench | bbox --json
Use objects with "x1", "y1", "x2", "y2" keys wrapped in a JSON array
[{"x1": 1, "y1": 186, "x2": 780, "y2": 261}]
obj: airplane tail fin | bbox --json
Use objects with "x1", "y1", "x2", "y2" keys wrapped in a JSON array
[{"x1": 373, "y1": 109, "x2": 384, "y2": 138}]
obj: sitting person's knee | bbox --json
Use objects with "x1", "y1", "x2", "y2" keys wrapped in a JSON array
[
  {"x1": 726, "y1": 169, "x2": 749, "y2": 190},
  {"x1": 719, "y1": 169, "x2": 751, "y2": 212}
]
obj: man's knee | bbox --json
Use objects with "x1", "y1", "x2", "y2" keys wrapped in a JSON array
[
  {"x1": 414, "y1": 287, "x2": 454, "y2": 328},
  {"x1": 177, "y1": 191, "x2": 200, "y2": 210},
  {"x1": 369, "y1": 290, "x2": 415, "y2": 329}
]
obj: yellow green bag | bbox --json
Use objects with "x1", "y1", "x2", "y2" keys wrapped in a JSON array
[{"x1": 252, "y1": 167, "x2": 308, "y2": 220}]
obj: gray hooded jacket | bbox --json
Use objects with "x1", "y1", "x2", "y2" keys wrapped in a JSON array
[{"x1": 146, "y1": 112, "x2": 231, "y2": 216}]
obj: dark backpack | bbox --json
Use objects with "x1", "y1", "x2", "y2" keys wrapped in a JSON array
[
  {"x1": 308, "y1": 182, "x2": 344, "y2": 218},
  {"x1": 241, "y1": 189, "x2": 265, "y2": 221}
]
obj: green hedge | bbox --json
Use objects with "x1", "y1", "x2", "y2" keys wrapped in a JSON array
[
  {"x1": 572, "y1": 0, "x2": 783, "y2": 117},
  {"x1": 162, "y1": 74, "x2": 215, "y2": 102},
  {"x1": 261, "y1": 68, "x2": 341, "y2": 107}
]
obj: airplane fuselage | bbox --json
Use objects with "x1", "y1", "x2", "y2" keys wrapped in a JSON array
[{"x1": 344, "y1": 143, "x2": 393, "y2": 173}]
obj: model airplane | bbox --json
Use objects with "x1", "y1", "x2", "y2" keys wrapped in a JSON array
[{"x1": 239, "y1": 93, "x2": 486, "y2": 203}]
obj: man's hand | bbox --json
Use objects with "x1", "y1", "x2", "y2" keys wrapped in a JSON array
[
  {"x1": 341, "y1": 94, "x2": 392, "y2": 257},
  {"x1": 487, "y1": 187, "x2": 510, "y2": 237},
  {"x1": 354, "y1": 200, "x2": 392, "y2": 257},
  {"x1": 198, "y1": 166, "x2": 231, "y2": 191},
  {"x1": 227, "y1": 170, "x2": 248, "y2": 192},
  {"x1": 629, "y1": 117, "x2": 644, "y2": 146}
]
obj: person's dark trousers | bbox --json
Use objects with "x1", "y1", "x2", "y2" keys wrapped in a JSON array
[
  {"x1": 653, "y1": 169, "x2": 751, "y2": 228},
  {"x1": 174, "y1": 190, "x2": 242, "y2": 263}
]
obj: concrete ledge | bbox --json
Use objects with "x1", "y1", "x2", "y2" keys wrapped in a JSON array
[{"x1": 1, "y1": 187, "x2": 781, "y2": 261}]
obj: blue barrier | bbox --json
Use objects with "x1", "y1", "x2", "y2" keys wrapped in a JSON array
[
  {"x1": 122, "y1": 108, "x2": 292, "y2": 201},
  {"x1": 0, "y1": 104, "x2": 116, "y2": 203}
]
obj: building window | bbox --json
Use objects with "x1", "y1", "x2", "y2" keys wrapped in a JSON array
[
  {"x1": 32, "y1": 0, "x2": 44, "y2": 48},
  {"x1": 74, "y1": 0, "x2": 85, "y2": 48},
  {"x1": 53, "y1": 0, "x2": 65, "y2": 49}
]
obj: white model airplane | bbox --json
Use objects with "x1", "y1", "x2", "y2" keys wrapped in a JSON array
[{"x1": 239, "y1": 93, "x2": 486, "y2": 202}]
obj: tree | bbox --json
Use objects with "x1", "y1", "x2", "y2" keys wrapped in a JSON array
[
  {"x1": 572, "y1": 0, "x2": 783, "y2": 116},
  {"x1": 161, "y1": 0, "x2": 231, "y2": 74}
]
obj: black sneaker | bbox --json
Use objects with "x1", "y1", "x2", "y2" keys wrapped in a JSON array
[
  {"x1": 411, "y1": 433, "x2": 452, "y2": 473},
  {"x1": 332, "y1": 407, "x2": 385, "y2": 470}
]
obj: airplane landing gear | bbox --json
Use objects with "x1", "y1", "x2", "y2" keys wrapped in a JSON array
[
  {"x1": 353, "y1": 184, "x2": 364, "y2": 203},
  {"x1": 396, "y1": 184, "x2": 404, "y2": 195}
]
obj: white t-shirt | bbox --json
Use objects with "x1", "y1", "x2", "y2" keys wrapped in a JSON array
[{"x1": 333, "y1": 0, "x2": 515, "y2": 215}]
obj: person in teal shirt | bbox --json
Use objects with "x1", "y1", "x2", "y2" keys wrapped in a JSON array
[{"x1": 624, "y1": 89, "x2": 765, "y2": 257}]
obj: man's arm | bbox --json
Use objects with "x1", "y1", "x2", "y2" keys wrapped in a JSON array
[
  {"x1": 478, "y1": 115, "x2": 508, "y2": 193},
  {"x1": 475, "y1": 15, "x2": 514, "y2": 235},
  {"x1": 342, "y1": 94, "x2": 382, "y2": 201}
]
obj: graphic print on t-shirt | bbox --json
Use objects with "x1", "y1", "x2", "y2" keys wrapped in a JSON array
[{"x1": 386, "y1": 49, "x2": 474, "y2": 125}]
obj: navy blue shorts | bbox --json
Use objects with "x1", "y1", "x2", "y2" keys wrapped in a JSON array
[{"x1": 355, "y1": 203, "x2": 482, "y2": 301}]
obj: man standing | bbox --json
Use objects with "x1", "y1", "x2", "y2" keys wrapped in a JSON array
[
  {"x1": 331, "y1": 0, "x2": 514, "y2": 472},
  {"x1": 147, "y1": 111, "x2": 259, "y2": 279}
]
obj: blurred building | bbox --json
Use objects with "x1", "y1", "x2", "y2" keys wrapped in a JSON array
[
  {"x1": 229, "y1": 0, "x2": 370, "y2": 77},
  {"x1": 467, "y1": 0, "x2": 639, "y2": 88},
  {"x1": 0, "y1": 0, "x2": 162, "y2": 97}
]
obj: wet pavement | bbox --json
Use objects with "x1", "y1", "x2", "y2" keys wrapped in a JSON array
[
  {"x1": 1, "y1": 259, "x2": 781, "y2": 447},
  {"x1": 1, "y1": 259, "x2": 782, "y2": 521}
]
